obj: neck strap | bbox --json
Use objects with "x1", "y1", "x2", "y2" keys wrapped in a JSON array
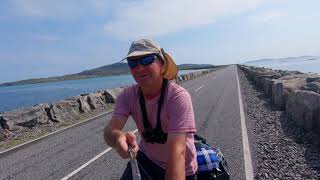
[{"x1": 139, "y1": 79, "x2": 168, "y2": 131}]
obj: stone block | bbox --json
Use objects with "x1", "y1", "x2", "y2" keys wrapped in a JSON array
[{"x1": 286, "y1": 90, "x2": 320, "y2": 131}]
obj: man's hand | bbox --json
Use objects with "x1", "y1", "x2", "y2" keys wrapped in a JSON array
[
  {"x1": 114, "y1": 131, "x2": 139, "y2": 159},
  {"x1": 165, "y1": 133, "x2": 187, "y2": 180},
  {"x1": 104, "y1": 116, "x2": 139, "y2": 159}
]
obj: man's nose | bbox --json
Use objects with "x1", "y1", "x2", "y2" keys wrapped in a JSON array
[{"x1": 133, "y1": 63, "x2": 145, "y2": 71}]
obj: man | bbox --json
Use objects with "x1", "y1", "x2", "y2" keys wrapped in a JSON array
[{"x1": 104, "y1": 39, "x2": 197, "y2": 180}]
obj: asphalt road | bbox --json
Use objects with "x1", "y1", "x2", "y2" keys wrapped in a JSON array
[{"x1": 0, "y1": 65, "x2": 251, "y2": 180}]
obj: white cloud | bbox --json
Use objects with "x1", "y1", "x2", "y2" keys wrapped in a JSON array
[
  {"x1": 252, "y1": 10, "x2": 288, "y2": 23},
  {"x1": 32, "y1": 34, "x2": 61, "y2": 41},
  {"x1": 104, "y1": 0, "x2": 263, "y2": 40}
]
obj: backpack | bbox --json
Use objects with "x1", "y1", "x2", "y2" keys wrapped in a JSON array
[{"x1": 194, "y1": 134, "x2": 230, "y2": 180}]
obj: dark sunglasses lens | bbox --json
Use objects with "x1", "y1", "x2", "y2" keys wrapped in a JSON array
[
  {"x1": 127, "y1": 55, "x2": 156, "y2": 69},
  {"x1": 141, "y1": 55, "x2": 156, "y2": 65},
  {"x1": 127, "y1": 60, "x2": 137, "y2": 68}
]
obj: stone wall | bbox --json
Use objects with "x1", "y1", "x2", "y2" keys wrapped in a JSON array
[
  {"x1": 239, "y1": 65, "x2": 320, "y2": 133},
  {"x1": 0, "y1": 68, "x2": 216, "y2": 141}
]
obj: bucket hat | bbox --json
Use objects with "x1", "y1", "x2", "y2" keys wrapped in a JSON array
[{"x1": 123, "y1": 39, "x2": 178, "y2": 80}]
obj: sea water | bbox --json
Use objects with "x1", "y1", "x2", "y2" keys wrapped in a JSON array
[{"x1": 0, "y1": 70, "x2": 204, "y2": 112}]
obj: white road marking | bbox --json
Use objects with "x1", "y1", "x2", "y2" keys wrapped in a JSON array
[
  {"x1": 236, "y1": 66, "x2": 254, "y2": 180},
  {"x1": 0, "y1": 110, "x2": 113, "y2": 155},
  {"x1": 194, "y1": 84, "x2": 204, "y2": 92},
  {"x1": 61, "y1": 129, "x2": 139, "y2": 180},
  {"x1": 211, "y1": 77, "x2": 216, "y2": 80}
]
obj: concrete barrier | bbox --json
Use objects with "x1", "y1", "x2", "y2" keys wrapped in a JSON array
[{"x1": 239, "y1": 65, "x2": 320, "y2": 133}]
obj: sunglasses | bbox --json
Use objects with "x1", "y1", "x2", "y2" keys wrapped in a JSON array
[{"x1": 127, "y1": 54, "x2": 158, "y2": 69}]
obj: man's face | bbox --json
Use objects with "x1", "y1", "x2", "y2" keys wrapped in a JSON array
[{"x1": 128, "y1": 55, "x2": 163, "y2": 87}]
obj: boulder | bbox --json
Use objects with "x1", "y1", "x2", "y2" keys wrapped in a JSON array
[
  {"x1": 271, "y1": 78, "x2": 307, "y2": 110},
  {"x1": 104, "y1": 88, "x2": 124, "y2": 103},
  {"x1": 0, "y1": 104, "x2": 50, "y2": 130},
  {"x1": 67, "y1": 95, "x2": 92, "y2": 113},
  {"x1": 49, "y1": 100, "x2": 81, "y2": 123},
  {"x1": 87, "y1": 93, "x2": 107, "y2": 110},
  {"x1": 0, "y1": 126, "x2": 5, "y2": 141},
  {"x1": 286, "y1": 90, "x2": 320, "y2": 131},
  {"x1": 302, "y1": 82, "x2": 320, "y2": 94},
  {"x1": 306, "y1": 77, "x2": 320, "y2": 83},
  {"x1": 176, "y1": 75, "x2": 183, "y2": 82},
  {"x1": 263, "y1": 78, "x2": 276, "y2": 96},
  {"x1": 181, "y1": 75, "x2": 186, "y2": 81}
]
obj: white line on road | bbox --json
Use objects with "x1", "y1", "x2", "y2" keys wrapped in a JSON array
[
  {"x1": 194, "y1": 84, "x2": 204, "y2": 92},
  {"x1": 61, "y1": 129, "x2": 139, "y2": 180},
  {"x1": 0, "y1": 110, "x2": 113, "y2": 155},
  {"x1": 236, "y1": 67, "x2": 254, "y2": 180}
]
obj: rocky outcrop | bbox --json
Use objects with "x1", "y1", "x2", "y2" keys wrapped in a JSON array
[{"x1": 239, "y1": 65, "x2": 320, "y2": 133}]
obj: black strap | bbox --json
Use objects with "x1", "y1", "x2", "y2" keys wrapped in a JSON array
[{"x1": 139, "y1": 79, "x2": 168, "y2": 131}]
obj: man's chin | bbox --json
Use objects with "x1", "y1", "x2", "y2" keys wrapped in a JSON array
[{"x1": 135, "y1": 79, "x2": 153, "y2": 86}]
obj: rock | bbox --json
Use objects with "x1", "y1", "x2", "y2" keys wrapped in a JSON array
[
  {"x1": 87, "y1": 93, "x2": 107, "y2": 110},
  {"x1": 286, "y1": 90, "x2": 320, "y2": 131},
  {"x1": 306, "y1": 77, "x2": 320, "y2": 83},
  {"x1": 0, "y1": 104, "x2": 50, "y2": 130},
  {"x1": 0, "y1": 126, "x2": 5, "y2": 141},
  {"x1": 279, "y1": 73, "x2": 320, "y2": 80},
  {"x1": 263, "y1": 78, "x2": 276, "y2": 96},
  {"x1": 104, "y1": 88, "x2": 124, "y2": 103},
  {"x1": 49, "y1": 100, "x2": 81, "y2": 123},
  {"x1": 272, "y1": 78, "x2": 307, "y2": 110},
  {"x1": 176, "y1": 75, "x2": 183, "y2": 82},
  {"x1": 302, "y1": 82, "x2": 320, "y2": 94},
  {"x1": 67, "y1": 95, "x2": 92, "y2": 113}
]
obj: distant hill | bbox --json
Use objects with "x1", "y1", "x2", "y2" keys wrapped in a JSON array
[
  {"x1": 178, "y1": 64, "x2": 215, "y2": 70},
  {"x1": 0, "y1": 63, "x2": 215, "y2": 86}
]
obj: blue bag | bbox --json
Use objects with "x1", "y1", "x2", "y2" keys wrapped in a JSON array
[{"x1": 194, "y1": 134, "x2": 230, "y2": 180}]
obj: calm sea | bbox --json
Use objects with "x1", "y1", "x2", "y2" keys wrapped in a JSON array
[{"x1": 0, "y1": 70, "x2": 204, "y2": 112}]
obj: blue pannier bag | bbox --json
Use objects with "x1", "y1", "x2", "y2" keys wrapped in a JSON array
[{"x1": 194, "y1": 134, "x2": 230, "y2": 180}]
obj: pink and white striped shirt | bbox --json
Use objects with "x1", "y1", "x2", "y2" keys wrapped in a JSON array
[{"x1": 112, "y1": 80, "x2": 197, "y2": 176}]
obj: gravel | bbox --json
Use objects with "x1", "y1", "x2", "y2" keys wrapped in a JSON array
[{"x1": 238, "y1": 67, "x2": 320, "y2": 180}]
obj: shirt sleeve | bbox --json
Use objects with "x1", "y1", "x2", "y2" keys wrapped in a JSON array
[
  {"x1": 166, "y1": 89, "x2": 196, "y2": 133},
  {"x1": 112, "y1": 88, "x2": 131, "y2": 119}
]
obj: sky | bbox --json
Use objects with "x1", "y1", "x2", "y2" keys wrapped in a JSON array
[{"x1": 1, "y1": 0, "x2": 320, "y2": 83}]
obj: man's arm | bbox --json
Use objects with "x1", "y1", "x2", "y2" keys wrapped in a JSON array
[
  {"x1": 165, "y1": 133, "x2": 187, "y2": 180},
  {"x1": 104, "y1": 116, "x2": 138, "y2": 159}
]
